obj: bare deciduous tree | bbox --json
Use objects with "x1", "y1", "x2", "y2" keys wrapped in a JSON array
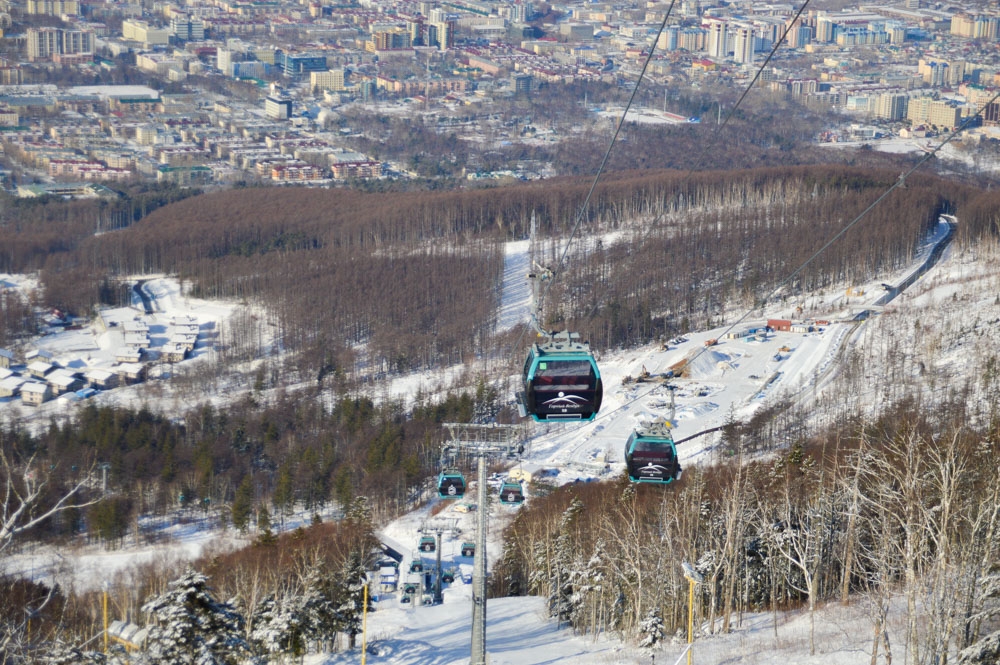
[{"x1": 1, "y1": 449, "x2": 99, "y2": 553}]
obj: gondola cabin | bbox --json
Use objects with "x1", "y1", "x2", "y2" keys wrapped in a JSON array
[
  {"x1": 409, "y1": 559, "x2": 424, "y2": 573},
  {"x1": 461, "y1": 542, "x2": 476, "y2": 557},
  {"x1": 418, "y1": 535, "x2": 436, "y2": 553},
  {"x1": 437, "y1": 469, "x2": 466, "y2": 499},
  {"x1": 520, "y1": 333, "x2": 603, "y2": 422},
  {"x1": 624, "y1": 421, "x2": 681, "y2": 484},
  {"x1": 498, "y1": 479, "x2": 525, "y2": 505}
]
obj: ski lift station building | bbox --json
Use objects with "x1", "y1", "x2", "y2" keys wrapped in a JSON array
[{"x1": 379, "y1": 566, "x2": 398, "y2": 591}]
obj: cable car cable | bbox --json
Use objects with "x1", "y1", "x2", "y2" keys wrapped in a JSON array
[
  {"x1": 512, "y1": 0, "x2": 811, "y2": 361},
  {"x1": 507, "y1": 0, "x2": 679, "y2": 360}
]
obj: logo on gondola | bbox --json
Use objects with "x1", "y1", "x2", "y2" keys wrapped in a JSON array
[
  {"x1": 541, "y1": 392, "x2": 587, "y2": 408},
  {"x1": 447, "y1": 485, "x2": 457, "y2": 495},
  {"x1": 639, "y1": 463, "x2": 668, "y2": 477}
]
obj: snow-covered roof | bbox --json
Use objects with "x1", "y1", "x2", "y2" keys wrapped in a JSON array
[
  {"x1": 0, "y1": 376, "x2": 25, "y2": 391},
  {"x1": 86, "y1": 368, "x2": 115, "y2": 382}
]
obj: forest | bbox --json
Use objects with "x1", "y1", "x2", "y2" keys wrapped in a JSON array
[
  {"x1": 3, "y1": 160, "x2": 1000, "y2": 662},
  {"x1": 0, "y1": 164, "x2": 980, "y2": 377},
  {"x1": 491, "y1": 398, "x2": 1000, "y2": 664}
]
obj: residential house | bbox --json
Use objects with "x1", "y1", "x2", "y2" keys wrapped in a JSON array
[
  {"x1": 161, "y1": 343, "x2": 188, "y2": 363},
  {"x1": 46, "y1": 369, "x2": 84, "y2": 394},
  {"x1": 27, "y1": 360, "x2": 55, "y2": 379},
  {"x1": 21, "y1": 381, "x2": 51, "y2": 405},
  {"x1": 169, "y1": 332, "x2": 198, "y2": 351},
  {"x1": 124, "y1": 332, "x2": 150, "y2": 350},
  {"x1": 85, "y1": 368, "x2": 119, "y2": 390},
  {"x1": 0, "y1": 348, "x2": 13, "y2": 368},
  {"x1": 115, "y1": 348, "x2": 143, "y2": 363},
  {"x1": 116, "y1": 362, "x2": 146, "y2": 385},
  {"x1": 24, "y1": 349, "x2": 54, "y2": 363},
  {"x1": 0, "y1": 375, "x2": 25, "y2": 397}
]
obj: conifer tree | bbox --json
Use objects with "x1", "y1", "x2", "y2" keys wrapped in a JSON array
[
  {"x1": 231, "y1": 477, "x2": 253, "y2": 534},
  {"x1": 638, "y1": 607, "x2": 665, "y2": 648},
  {"x1": 141, "y1": 569, "x2": 248, "y2": 665}
]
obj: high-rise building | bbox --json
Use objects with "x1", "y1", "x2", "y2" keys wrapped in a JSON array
[
  {"x1": 25, "y1": 0, "x2": 78, "y2": 16},
  {"x1": 658, "y1": 25, "x2": 679, "y2": 51},
  {"x1": 706, "y1": 20, "x2": 728, "y2": 58},
  {"x1": 171, "y1": 15, "x2": 205, "y2": 41},
  {"x1": 875, "y1": 92, "x2": 908, "y2": 120},
  {"x1": 61, "y1": 29, "x2": 93, "y2": 54},
  {"x1": 310, "y1": 69, "x2": 345, "y2": 91},
  {"x1": 429, "y1": 19, "x2": 455, "y2": 50},
  {"x1": 217, "y1": 48, "x2": 234, "y2": 76},
  {"x1": 265, "y1": 95, "x2": 292, "y2": 120},
  {"x1": 679, "y1": 27, "x2": 705, "y2": 51},
  {"x1": 733, "y1": 24, "x2": 754, "y2": 64},
  {"x1": 26, "y1": 27, "x2": 60, "y2": 61},
  {"x1": 815, "y1": 15, "x2": 834, "y2": 42}
]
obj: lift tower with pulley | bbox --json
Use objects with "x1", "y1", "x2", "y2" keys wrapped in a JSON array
[{"x1": 439, "y1": 422, "x2": 525, "y2": 665}]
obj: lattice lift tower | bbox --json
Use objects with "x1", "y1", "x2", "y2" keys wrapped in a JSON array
[{"x1": 440, "y1": 422, "x2": 525, "y2": 665}]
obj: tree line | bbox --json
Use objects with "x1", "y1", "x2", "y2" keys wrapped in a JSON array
[
  {"x1": 1, "y1": 164, "x2": 973, "y2": 386},
  {"x1": 1, "y1": 383, "x2": 502, "y2": 549}
]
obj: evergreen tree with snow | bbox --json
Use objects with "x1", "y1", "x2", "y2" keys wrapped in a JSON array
[
  {"x1": 957, "y1": 631, "x2": 1000, "y2": 665},
  {"x1": 333, "y1": 550, "x2": 371, "y2": 649},
  {"x1": 298, "y1": 567, "x2": 339, "y2": 650},
  {"x1": 141, "y1": 569, "x2": 248, "y2": 665},
  {"x1": 549, "y1": 497, "x2": 584, "y2": 624},
  {"x1": 249, "y1": 594, "x2": 305, "y2": 659},
  {"x1": 569, "y1": 538, "x2": 607, "y2": 631},
  {"x1": 638, "y1": 606, "x2": 665, "y2": 648},
  {"x1": 40, "y1": 642, "x2": 125, "y2": 664}
]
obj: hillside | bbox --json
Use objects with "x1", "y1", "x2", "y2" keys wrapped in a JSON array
[{"x1": 2, "y1": 165, "x2": 1000, "y2": 664}]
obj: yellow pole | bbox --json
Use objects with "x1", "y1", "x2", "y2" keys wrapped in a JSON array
[
  {"x1": 103, "y1": 587, "x2": 109, "y2": 654},
  {"x1": 361, "y1": 584, "x2": 368, "y2": 665},
  {"x1": 687, "y1": 578, "x2": 694, "y2": 665}
]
